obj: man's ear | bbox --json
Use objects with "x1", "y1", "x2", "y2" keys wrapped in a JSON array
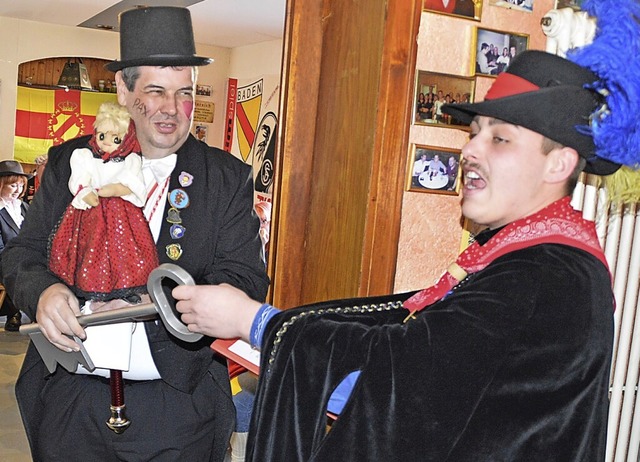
[
  {"x1": 115, "y1": 72, "x2": 127, "y2": 106},
  {"x1": 545, "y1": 146, "x2": 580, "y2": 184}
]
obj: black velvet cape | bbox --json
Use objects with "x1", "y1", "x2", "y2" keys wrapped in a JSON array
[{"x1": 247, "y1": 243, "x2": 614, "y2": 461}]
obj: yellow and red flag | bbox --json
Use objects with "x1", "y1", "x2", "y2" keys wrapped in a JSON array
[{"x1": 14, "y1": 86, "x2": 117, "y2": 163}]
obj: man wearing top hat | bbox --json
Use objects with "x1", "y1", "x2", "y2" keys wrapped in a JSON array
[
  {"x1": 169, "y1": 28, "x2": 640, "y2": 462},
  {"x1": 2, "y1": 6, "x2": 268, "y2": 461}
]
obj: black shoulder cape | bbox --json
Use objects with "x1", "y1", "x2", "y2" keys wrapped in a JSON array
[{"x1": 247, "y1": 244, "x2": 613, "y2": 461}]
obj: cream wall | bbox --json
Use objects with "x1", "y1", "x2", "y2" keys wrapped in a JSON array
[
  {"x1": 196, "y1": 39, "x2": 283, "y2": 146},
  {"x1": 0, "y1": 16, "x2": 236, "y2": 159},
  {"x1": 229, "y1": 39, "x2": 283, "y2": 78},
  {"x1": 393, "y1": 0, "x2": 556, "y2": 292}
]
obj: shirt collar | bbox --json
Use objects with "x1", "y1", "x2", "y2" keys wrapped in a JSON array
[{"x1": 142, "y1": 154, "x2": 177, "y2": 183}]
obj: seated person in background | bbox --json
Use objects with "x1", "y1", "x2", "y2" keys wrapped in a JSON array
[
  {"x1": 433, "y1": 94, "x2": 445, "y2": 122},
  {"x1": 412, "y1": 153, "x2": 430, "y2": 186},
  {"x1": 446, "y1": 155, "x2": 459, "y2": 190},
  {"x1": 487, "y1": 44, "x2": 499, "y2": 66},
  {"x1": 495, "y1": 47, "x2": 511, "y2": 74},
  {"x1": 425, "y1": 92, "x2": 435, "y2": 119},
  {"x1": 476, "y1": 42, "x2": 496, "y2": 74},
  {"x1": 415, "y1": 92, "x2": 430, "y2": 121},
  {"x1": 427, "y1": 153, "x2": 446, "y2": 179}
]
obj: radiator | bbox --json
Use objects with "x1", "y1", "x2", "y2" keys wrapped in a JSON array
[{"x1": 572, "y1": 174, "x2": 640, "y2": 461}]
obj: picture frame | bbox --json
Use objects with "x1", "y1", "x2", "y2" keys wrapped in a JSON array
[
  {"x1": 423, "y1": 0, "x2": 482, "y2": 21},
  {"x1": 555, "y1": 0, "x2": 583, "y2": 9},
  {"x1": 406, "y1": 144, "x2": 462, "y2": 195},
  {"x1": 473, "y1": 27, "x2": 529, "y2": 76},
  {"x1": 194, "y1": 124, "x2": 208, "y2": 143},
  {"x1": 196, "y1": 84, "x2": 212, "y2": 97},
  {"x1": 488, "y1": 0, "x2": 534, "y2": 13},
  {"x1": 413, "y1": 71, "x2": 475, "y2": 129}
]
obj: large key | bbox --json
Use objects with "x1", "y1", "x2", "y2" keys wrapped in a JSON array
[{"x1": 20, "y1": 263, "x2": 203, "y2": 374}]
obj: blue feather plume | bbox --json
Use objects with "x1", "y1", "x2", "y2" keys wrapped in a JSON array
[{"x1": 567, "y1": 0, "x2": 640, "y2": 168}]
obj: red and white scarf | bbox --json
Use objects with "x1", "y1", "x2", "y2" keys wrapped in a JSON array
[{"x1": 404, "y1": 197, "x2": 609, "y2": 316}]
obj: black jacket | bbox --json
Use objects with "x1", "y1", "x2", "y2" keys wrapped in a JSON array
[
  {"x1": 3, "y1": 134, "x2": 269, "y2": 447},
  {"x1": 0, "y1": 201, "x2": 29, "y2": 253}
]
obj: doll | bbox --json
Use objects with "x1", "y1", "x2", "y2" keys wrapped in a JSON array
[{"x1": 49, "y1": 101, "x2": 159, "y2": 303}]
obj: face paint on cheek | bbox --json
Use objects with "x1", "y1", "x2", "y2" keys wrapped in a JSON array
[
  {"x1": 182, "y1": 101, "x2": 194, "y2": 119},
  {"x1": 133, "y1": 99, "x2": 148, "y2": 117}
]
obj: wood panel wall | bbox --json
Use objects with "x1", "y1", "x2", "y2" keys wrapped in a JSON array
[
  {"x1": 269, "y1": 0, "x2": 421, "y2": 308},
  {"x1": 17, "y1": 57, "x2": 115, "y2": 90}
]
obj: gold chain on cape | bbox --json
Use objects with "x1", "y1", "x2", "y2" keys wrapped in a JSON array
[{"x1": 266, "y1": 300, "x2": 405, "y2": 375}]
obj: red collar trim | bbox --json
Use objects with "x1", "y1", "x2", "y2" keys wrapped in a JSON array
[
  {"x1": 485, "y1": 72, "x2": 540, "y2": 100},
  {"x1": 403, "y1": 197, "x2": 609, "y2": 313}
]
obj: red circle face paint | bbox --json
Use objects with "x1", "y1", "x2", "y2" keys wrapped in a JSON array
[{"x1": 183, "y1": 101, "x2": 194, "y2": 119}]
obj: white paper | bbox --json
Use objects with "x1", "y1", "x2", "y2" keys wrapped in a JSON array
[
  {"x1": 228, "y1": 339, "x2": 261, "y2": 368},
  {"x1": 81, "y1": 322, "x2": 133, "y2": 370}
]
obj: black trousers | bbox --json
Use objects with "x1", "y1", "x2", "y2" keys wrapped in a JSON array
[
  {"x1": 0, "y1": 294, "x2": 19, "y2": 317},
  {"x1": 29, "y1": 368, "x2": 234, "y2": 461}
]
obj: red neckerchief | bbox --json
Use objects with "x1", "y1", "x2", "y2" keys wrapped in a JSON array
[
  {"x1": 403, "y1": 197, "x2": 609, "y2": 318},
  {"x1": 88, "y1": 121, "x2": 141, "y2": 162}
]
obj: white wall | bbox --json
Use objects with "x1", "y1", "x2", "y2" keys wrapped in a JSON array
[
  {"x1": 229, "y1": 39, "x2": 283, "y2": 78},
  {"x1": 0, "y1": 16, "x2": 239, "y2": 159},
  {"x1": 195, "y1": 39, "x2": 282, "y2": 149}
]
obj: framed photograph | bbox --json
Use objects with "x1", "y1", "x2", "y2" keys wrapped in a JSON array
[
  {"x1": 488, "y1": 0, "x2": 534, "y2": 13},
  {"x1": 473, "y1": 27, "x2": 529, "y2": 76},
  {"x1": 423, "y1": 0, "x2": 482, "y2": 21},
  {"x1": 555, "y1": 0, "x2": 583, "y2": 9},
  {"x1": 195, "y1": 124, "x2": 208, "y2": 143},
  {"x1": 196, "y1": 84, "x2": 212, "y2": 97},
  {"x1": 413, "y1": 71, "x2": 475, "y2": 128},
  {"x1": 406, "y1": 144, "x2": 462, "y2": 195}
]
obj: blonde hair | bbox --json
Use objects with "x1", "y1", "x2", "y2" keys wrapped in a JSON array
[{"x1": 94, "y1": 102, "x2": 130, "y2": 136}]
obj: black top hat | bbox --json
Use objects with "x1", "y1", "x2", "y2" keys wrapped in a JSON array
[
  {"x1": 442, "y1": 50, "x2": 620, "y2": 176},
  {"x1": 0, "y1": 160, "x2": 33, "y2": 179},
  {"x1": 105, "y1": 7, "x2": 212, "y2": 73}
]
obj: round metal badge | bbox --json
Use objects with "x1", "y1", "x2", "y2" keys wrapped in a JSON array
[
  {"x1": 168, "y1": 189, "x2": 190, "y2": 209},
  {"x1": 165, "y1": 243, "x2": 183, "y2": 261}
]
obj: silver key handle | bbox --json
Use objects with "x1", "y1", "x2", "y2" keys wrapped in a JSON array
[{"x1": 20, "y1": 263, "x2": 202, "y2": 373}]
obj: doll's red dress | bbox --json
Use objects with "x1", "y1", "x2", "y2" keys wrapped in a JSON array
[{"x1": 49, "y1": 123, "x2": 158, "y2": 301}]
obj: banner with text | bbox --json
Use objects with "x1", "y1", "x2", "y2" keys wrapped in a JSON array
[{"x1": 224, "y1": 75, "x2": 280, "y2": 268}]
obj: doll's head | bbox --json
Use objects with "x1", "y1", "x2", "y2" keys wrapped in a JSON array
[{"x1": 94, "y1": 102, "x2": 131, "y2": 154}]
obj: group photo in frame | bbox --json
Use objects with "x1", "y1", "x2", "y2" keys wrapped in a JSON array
[
  {"x1": 423, "y1": 0, "x2": 482, "y2": 21},
  {"x1": 196, "y1": 84, "x2": 212, "y2": 96},
  {"x1": 488, "y1": 0, "x2": 534, "y2": 13},
  {"x1": 407, "y1": 144, "x2": 462, "y2": 195},
  {"x1": 473, "y1": 27, "x2": 529, "y2": 76},
  {"x1": 413, "y1": 71, "x2": 475, "y2": 128}
]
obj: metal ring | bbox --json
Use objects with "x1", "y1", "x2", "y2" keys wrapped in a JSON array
[{"x1": 147, "y1": 263, "x2": 203, "y2": 343}]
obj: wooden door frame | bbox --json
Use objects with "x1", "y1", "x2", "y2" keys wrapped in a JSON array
[{"x1": 268, "y1": 0, "x2": 422, "y2": 307}]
